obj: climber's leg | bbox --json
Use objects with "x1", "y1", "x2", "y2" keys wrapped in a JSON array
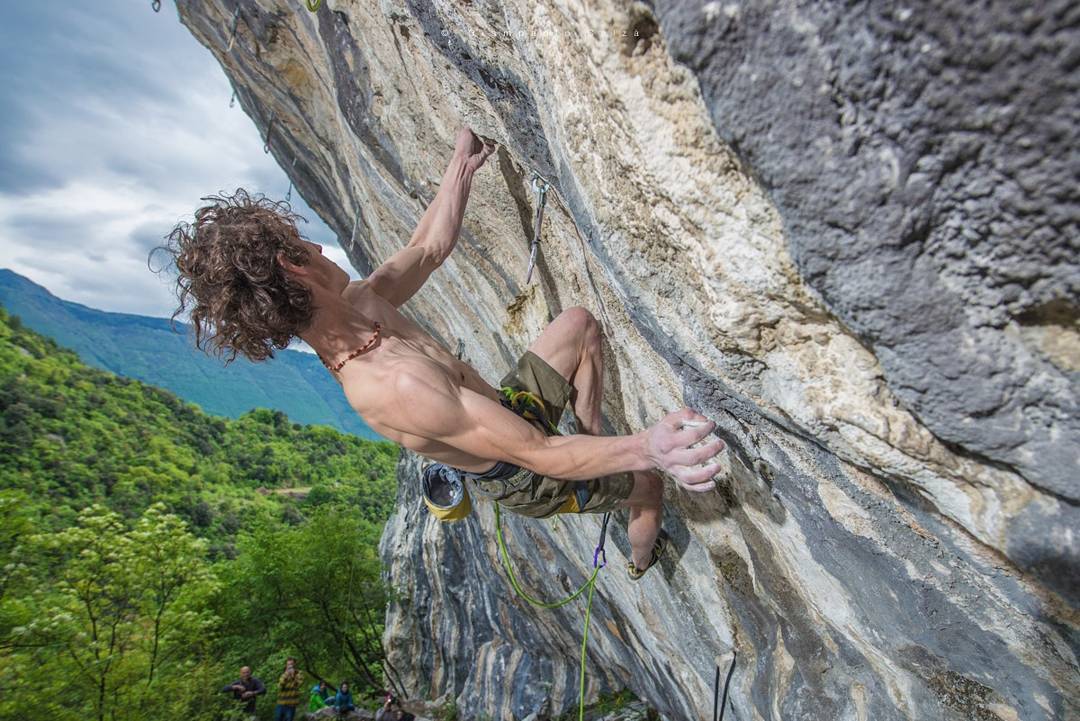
[
  {"x1": 528, "y1": 306, "x2": 662, "y2": 570},
  {"x1": 526, "y1": 306, "x2": 602, "y2": 434},
  {"x1": 621, "y1": 471, "x2": 664, "y2": 572}
]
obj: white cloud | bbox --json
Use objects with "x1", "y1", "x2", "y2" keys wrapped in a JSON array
[{"x1": 0, "y1": 0, "x2": 350, "y2": 324}]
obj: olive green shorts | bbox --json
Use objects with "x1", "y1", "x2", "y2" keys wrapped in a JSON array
[{"x1": 466, "y1": 350, "x2": 636, "y2": 518}]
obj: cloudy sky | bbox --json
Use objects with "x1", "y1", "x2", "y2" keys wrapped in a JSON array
[{"x1": 0, "y1": 0, "x2": 359, "y2": 351}]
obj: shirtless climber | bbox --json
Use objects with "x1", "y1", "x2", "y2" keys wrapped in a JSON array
[{"x1": 155, "y1": 127, "x2": 725, "y2": 579}]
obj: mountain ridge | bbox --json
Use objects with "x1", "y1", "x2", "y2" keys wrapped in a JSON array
[{"x1": 0, "y1": 267, "x2": 379, "y2": 439}]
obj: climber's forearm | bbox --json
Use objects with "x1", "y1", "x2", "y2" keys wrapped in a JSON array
[
  {"x1": 406, "y1": 152, "x2": 474, "y2": 264},
  {"x1": 519, "y1": 432, "x2": 652, "y2": 481}
]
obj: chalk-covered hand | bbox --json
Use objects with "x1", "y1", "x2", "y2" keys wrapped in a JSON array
[{"x1": 643, "y1": 408, "x2": 725, "y2": 492}]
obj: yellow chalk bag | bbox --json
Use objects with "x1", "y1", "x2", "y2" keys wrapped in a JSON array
[{"x1": 421, "y1": 462, "x2": 473, "y2": 522}]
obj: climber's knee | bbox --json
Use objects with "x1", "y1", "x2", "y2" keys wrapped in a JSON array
[
  {"x1": 561, "y1": 306, "x2": 601, "y2": 360},
  {"x1": 530, "y1": 307, "x2": 602, "y2": 382},
  {"x1": 560, "y1": 305, "x2": 599, "y2": 338}
]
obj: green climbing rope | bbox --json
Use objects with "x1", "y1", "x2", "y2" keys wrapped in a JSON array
[
  {"x1": 305, "y1": 0, "x2": 322, "y2": 11},
  {"x1": 578, "y1": 570, "x2": 599, "y2": 720},
  {"x1": 493, "y1": 502, "x2": 606, "y2": 720},
  {"x1": 494, "y1": 503, "x2": 597, "y2": 609}
]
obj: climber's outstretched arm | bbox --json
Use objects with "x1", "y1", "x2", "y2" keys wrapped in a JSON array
[
  {"x1": 382, "y1": 364, "x2": 724, "y2": 488},
  {"x1": 365, "y1": 127, "x2": 495, "y2": 308}
]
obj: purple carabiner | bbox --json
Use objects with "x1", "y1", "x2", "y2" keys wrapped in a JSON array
[{"x1": 592, "y1": 546, "x2": 607, "y2": 569}]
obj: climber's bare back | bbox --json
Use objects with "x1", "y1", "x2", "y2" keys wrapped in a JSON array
[{"x1": 332, "y1": 280, "x2": 539, "y2": 474}]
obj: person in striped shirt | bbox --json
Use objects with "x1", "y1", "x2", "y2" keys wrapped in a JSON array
[{"x1": 273, "y1": 658, "x2": 304, "y2": 721}]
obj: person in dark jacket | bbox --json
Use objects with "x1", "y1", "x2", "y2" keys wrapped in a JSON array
[
  {"x1": 221, "y1": 665, "x2": 267, "y2": 718},
  {"x1": 375, "y1": 693, "x2": 416, "y2": 721},
  {"x1": 332, "y1": 680, "x2": 355, "y2": 715}
]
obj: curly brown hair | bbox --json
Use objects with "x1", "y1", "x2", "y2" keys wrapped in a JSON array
[{"x1": 149, "y1": 188, "x2": 316, "y2": 365}]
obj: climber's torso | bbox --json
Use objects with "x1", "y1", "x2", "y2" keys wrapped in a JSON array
[{"x1": 331, "y1": 281, "x2": 507, "y2": 474}]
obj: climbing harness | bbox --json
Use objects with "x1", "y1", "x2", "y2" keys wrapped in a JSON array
[
  {"x1": 713, "y1": 652, "x2": 736, "y2": 721},
  {"x1": 419, "y1": 387, "x2": 557, "y2": 521},
  {"x1": 500, "y1": 386, "x2": 560, "y2": 435},
  {"x1": 226, "y1": 7, "x2": 242, "y2": 52},
  {"x1": 525, "y1": 174, "x2": 549, "y2": 284},
  {"x1": 494, "y1": 503, "x2": 610, "y2": 721}
]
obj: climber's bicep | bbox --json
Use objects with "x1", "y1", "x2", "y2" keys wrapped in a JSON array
[
  {"x1": 365, "y1": 244, "x2": 441, "y2": 307},
  {"x1": 389, "y1": 372, "x2": 547, "y2": 466}
]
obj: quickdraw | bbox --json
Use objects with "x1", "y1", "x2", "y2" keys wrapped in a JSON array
[{"x1": 525, "y1": 174, "x2": 549, "y2": 284}]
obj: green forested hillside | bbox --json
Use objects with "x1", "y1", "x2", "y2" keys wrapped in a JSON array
[
  {"x1": 0, "y1": 268, "x2": 379, "y2": 439},
  {"x1": 0, "y1": 307, "x2": 403, "y2": 720}
]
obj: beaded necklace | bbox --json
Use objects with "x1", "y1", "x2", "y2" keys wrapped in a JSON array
[{"x1": 317, "y1": 322, "x2": 382, "y2": 372}]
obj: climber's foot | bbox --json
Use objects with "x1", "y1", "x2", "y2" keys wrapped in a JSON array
[{"x1": 627, "y1": 529, "x2": 668, "y2": 581}]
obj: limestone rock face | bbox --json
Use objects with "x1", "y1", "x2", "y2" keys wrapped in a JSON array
[{"x1": 177, "y1": 1, "x2": 1077, "y2": 719}]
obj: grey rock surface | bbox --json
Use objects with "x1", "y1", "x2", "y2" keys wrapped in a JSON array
[
  {"x1": 649, "y1": 0, "x2": 1080, "y2": 500},
  {"x1": 176, "y1": 1, "x2": 1078, "y2": 719}
]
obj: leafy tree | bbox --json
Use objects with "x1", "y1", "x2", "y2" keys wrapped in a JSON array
[
  {"x1": 4, "y1": 505, "x2": 218, "y2": 721},
  {"x1": 216, "y1": 505, "x2": 402, "y2": 701},
  {"x1": 129, "y1": 505, "x2": 220, "y2": 687}
]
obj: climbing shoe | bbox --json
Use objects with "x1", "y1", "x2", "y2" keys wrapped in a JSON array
[{"x1": 627, "y1": 530, "x2": 668, "y2": 581}]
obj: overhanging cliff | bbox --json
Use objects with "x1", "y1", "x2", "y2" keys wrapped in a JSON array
[{"x1": 176, "y1": 1, "x2": 1078, "y2": 719}]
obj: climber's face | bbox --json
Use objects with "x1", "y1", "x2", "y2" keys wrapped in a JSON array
[{"x1": 281, "y1": 237, "x2": 350, "y2": 295}]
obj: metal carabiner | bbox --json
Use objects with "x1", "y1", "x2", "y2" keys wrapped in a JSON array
[{"x1": 526, "y1": 174, "x2": 549, "y2": 284}]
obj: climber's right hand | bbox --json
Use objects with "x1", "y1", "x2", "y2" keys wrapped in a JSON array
[
  {"x1": 454, "y1": 126, "x2": 496, "y2": 172},
  {"x1": 643, "y1": 408, "x2": 725, "y2": 492}
]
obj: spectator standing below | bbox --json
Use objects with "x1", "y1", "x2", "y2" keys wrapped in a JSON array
[
  {"x1": 308, "y1": 680, "x2": 332, "y2": 711},
  {"x1": 221, "y1": 665, "x2": 267, "y2": 719},
  {"x1": 332, "y1": 681, "x2": 355, "y2": 715},
  {"x1": 274, "y1": 657, "x2": 304, "y2": 721},
  {"x1": 375, "y1": 694, "x2": 416, "y2": 721}
]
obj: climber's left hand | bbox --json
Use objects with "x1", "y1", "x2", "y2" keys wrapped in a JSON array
[{"x1": 455, "y1": 126, "x2": 496, "y2": 172}]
